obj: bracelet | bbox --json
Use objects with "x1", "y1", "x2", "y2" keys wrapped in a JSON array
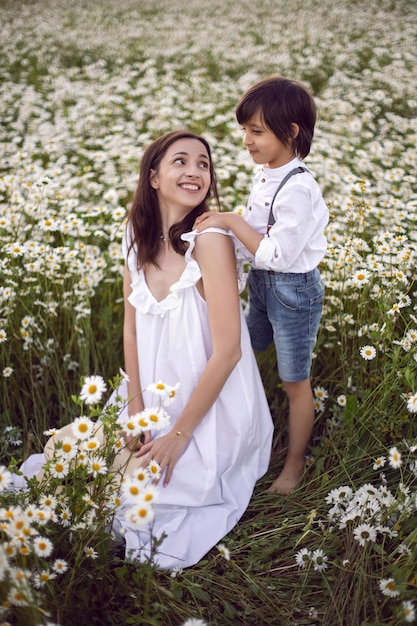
[{"x1": 175, "y1": 431, "x2": 182, "y2": 437}]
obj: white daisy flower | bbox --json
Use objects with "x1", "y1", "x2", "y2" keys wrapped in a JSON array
[
  {"x1": 43, "y1": 428, "x2": 58, "y2": 436},
  {"x1": 351, "y1": 269, "x2": 371, "y2": 287},
  {"x1": 33, "y1": 570, "x2": 56, "y2": 588},
  {"x1": 119, "y1": 412, "x2": 148, "y2": 437},
  {"x1": 402, "y1": 600, "x2": 416, "y2": 623},
  {"x1": 81, "y1": 437, "x2": 101, "y2": 453},
  {"x1": 389, "y1": 446, "x2": 402, "y2": 469},
  {"x1": 397, "y1": 543, "x2": 411, "y2": 557},
  {"x1": 146, "y1": 380, "x2": 170, "y2": 397},
  {"x1": 170, "y1": 566, "x2": 183, "y2": 578},
  {"x1": 379, "y1": 577, "x2": 400, "y2": 597},
  {"x1": 56, "y1": 437, "x2": 78, "y2": 460},
  {"x1": 80, "y1": 375, "x2": 106, "y2": 405},
  {"x1": 314, "y1": 386, "x2": 328, "y2": 400},
  {"x1": 71, "y1": 416, "x2": 94, "y2": 440},
  {"x1": 360, "y1": 345, "x2": 376, "y2": 360},
  {"x1": 87, "y1": 456, "x2": 107, "y2": 477},
  {"x1": 52, "y1": 559, "x2": 69, "y2": 574},
  {"x1": 113, "y1": 437, "x2": 125, "y2": 453},
  {"x1": 131, "y1": 467, "x2": 151, "y2": 484},
  {"x1": 140, "y1": 484, "x2": 159, "y2": 505},
  {"x1": 84, "y1": 546, "x2": 98, "y2": 559},
  {"x1": 373, "y1": 456, "x2": 386, "y2": 470},
  {"x1": 49, "y1": 460, "x2": 70, "y2": 479},
  {"x1": 163, "y1": 382, "x2": 180, "y2": 406},
  {"x1": 125, "y1": 501, "x2": 155, "y2": 529},
  {"x1": 118, "y1": 367, "x2": 130, "y2": 382},
  {"x1": 311, "y1": 548, "x2": 328, "y2": 572},
  {"x1": 35, "y1": 508, "x2": 51, "y2": 525},
  {"x1": 406, "y1": 392, "x2": 417, "y2": 413},
  {"x1": 75, "y1": 450, "x2": 88, "y2": 467},
  {"x1": 147, "y1": 459, "x2": 162, "y2": 480},
  {"x1": 0, "y1": 465, "x2": 12, "y2": 492},
  {"x1": 33, "y1": 536, "x2": 54, "y2": 557},
  {"x1": 8, "y1": 585, "x2": 32, "y2": 606},
  {"x1": 336, "y1": 395, "x2": 347, "y2": 407},
  {"x1": 39, "y1": 494, "x2": 58, "y2": 511},
  {"x1": 141, "y1": 407, "x2": 170, "y2": 431},
  {"x1": 313, "y1": 398, "x2": 325, "y2": 412},
  {"x1": 353, "y1": 523, "x2": 377, "y2": 546},
  {"x1": 59, "y1": 505, "x2": 72, "y2": 527},
  {"x1": 121, "y1": 477, "x2": 143, "y2": 502},
  {"x1": 10, "y1": 568, "x2": 29, "y2": 585},
  {"x1": 217, "y1": 543, "x2": 231, "y2": 560},
  {"x1": 325, "y1": 486, "x2": 353, "y2": 504},
  {"x1": 295, "y1": 547, "x2": 311, "y2": 569}
]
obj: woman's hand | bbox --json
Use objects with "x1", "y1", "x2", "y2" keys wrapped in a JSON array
[
  {"x1": 120, "y1": 429, "x2": 152, "y2": 452},
  {"x1": 134, "y1": 431, "x2": 190, "y2": 486}
]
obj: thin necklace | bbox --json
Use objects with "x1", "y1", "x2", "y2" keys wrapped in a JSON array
[{"x1": 160, "y1": 233, "x2": 169, "y2": 242}]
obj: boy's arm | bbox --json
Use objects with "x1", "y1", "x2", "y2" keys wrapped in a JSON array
[{"x1": 194, "y1": 211, "x2": 263, "y2": 257}]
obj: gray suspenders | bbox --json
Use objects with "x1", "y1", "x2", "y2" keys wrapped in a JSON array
[{"x1": 267, "y1": 166, "x2": 307, "y2": 231}]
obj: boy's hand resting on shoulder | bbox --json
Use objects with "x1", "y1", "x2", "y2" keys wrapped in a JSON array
[{"x1": 193, "y1": 211, "x2": 232, "y2": 231}]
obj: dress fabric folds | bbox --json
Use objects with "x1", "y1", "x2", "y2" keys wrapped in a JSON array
[{"x1": 18, "y1": 228, "x2": 274, "y2": 569}]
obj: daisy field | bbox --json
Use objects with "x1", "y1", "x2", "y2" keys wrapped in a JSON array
[{"x1": 0, "y1": 0, "x2": 417, "y2": 624}]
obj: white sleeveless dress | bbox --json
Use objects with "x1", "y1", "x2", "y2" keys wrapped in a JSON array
[{"x1": 18, "y1": 228, "x2": 274, "y2": 569}]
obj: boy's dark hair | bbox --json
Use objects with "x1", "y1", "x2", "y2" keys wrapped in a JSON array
[{"x1": 236, "y1": 76, "x2": 316, "y2": 159}]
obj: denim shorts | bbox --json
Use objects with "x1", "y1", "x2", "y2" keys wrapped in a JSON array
[{"x1": 246, "y1": 267, "x2": 324, "y2": 382}]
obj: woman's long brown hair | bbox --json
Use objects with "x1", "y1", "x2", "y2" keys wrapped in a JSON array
[{"x1": 126, "y1": 130, "x2": 221, "y2": 269}]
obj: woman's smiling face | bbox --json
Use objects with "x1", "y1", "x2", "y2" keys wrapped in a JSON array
[{"x1": 151, "y1": 138, "x2": 211, "y2": 213}]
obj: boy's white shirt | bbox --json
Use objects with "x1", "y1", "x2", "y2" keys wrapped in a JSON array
[{"x1": 237, "y1": 156, "x2": 329, "y2": 273}]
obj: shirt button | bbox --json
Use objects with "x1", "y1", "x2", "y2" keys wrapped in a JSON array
[
  {"x1": 265, "y1": 202, "x2": 269, "y2": 206},
  {"x1": 261, "y1": 178, "x2": 266, "y2": 183},
  {"x1": 248, "y1": 206, "x2": 252, "y2": 211}
]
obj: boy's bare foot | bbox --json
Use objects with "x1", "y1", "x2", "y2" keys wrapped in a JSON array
[{"x1": 268, "y1": 461, "x2": 304, "y2": 495}]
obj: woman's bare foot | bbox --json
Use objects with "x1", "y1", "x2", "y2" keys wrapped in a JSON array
[{"x1": 268, "y1": 459, "x2": 305, "y2": 495}]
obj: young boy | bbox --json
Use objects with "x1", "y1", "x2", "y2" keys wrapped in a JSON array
[{"x1": 194, "y1": 76, "x2": 328, "y2": 494}]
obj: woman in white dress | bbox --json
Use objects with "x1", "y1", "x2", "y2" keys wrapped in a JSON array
[{"x1": 23, "y1": 130, "x2": 274, "y2": 569}]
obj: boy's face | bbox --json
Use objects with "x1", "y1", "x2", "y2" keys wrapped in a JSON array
[{"x1": 241, "y1": 111, "x2": 296, "y2": 168}]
